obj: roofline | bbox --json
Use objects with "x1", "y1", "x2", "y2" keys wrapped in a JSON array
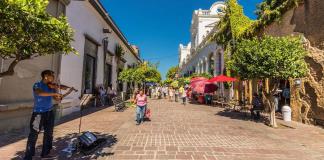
[{"x1": 88, "y1": 0, "x2": 142, "y2": 62}]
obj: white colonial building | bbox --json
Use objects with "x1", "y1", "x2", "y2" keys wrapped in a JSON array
[
  {"x1": 179, "y1": 1, "x2": 226, "y2": 77},
  {"x1": 0, "y1": 0, "x2": 141, "y2": 132}
]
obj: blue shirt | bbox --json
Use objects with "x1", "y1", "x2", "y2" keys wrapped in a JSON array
[{"x1": 33, "y1": 81, "x2": 55, "y2": 113}]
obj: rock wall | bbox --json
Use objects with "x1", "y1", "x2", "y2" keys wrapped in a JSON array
[{"x1": 263, "y1": 0, "x2": 324, "y2": 125}]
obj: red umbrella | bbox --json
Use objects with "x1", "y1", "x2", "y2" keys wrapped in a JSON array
[
  {"x1": 190, "y1": 77, "x2": 208, "y2": 83},
  {"x1": 207, "y1": 75, "x2": 237, "y2": 82},
  {"x1": 190, "y1": 77, "x2": 208, "y2": 88}
]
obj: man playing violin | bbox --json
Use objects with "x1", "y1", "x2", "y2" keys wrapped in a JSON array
[{"x1": 24, "y1": 70, "x2": 76, "y2": 160}]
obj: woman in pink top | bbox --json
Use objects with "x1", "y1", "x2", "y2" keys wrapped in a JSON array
[{"x1": 135, "y1": 90, "x2": 147, "y2": 125}]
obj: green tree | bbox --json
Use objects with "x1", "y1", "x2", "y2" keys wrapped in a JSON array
[
  {"x1": 178, "y1": 77, "x2": 190, "y2": 86},
  {"x1": 0, "y1": 0, "x2": 76, "y2": 77},
  {"x1": 162, "y1": 79, "x2": 173, "y2": 85},
  {"x1": 118, "y1": 68, "x2": 136, "y2": 83},
  {"x1": 166, "y1": 66, "x2": 179, "y2": 79},
  {"x1": 189, "y1": 73, "x2": 212, "y2": 79},
  {"x1": 143, "y1": 67, "x2": 161, "y2": 83},
  {"x1": 170, "y1": 80, "x2": 179, "y2": 89},
  {"x1": 228, "y1": 35, "x2": 307, "y2": 127},
  {"x1": 119, "y1": 62, "x2": 161, "y2": 87}
]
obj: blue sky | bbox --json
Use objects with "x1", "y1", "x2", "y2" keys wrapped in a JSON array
[{"x1": 101, "y1": 0, "x2": 263, "y2": 79}]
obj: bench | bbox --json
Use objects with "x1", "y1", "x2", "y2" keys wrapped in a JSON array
[{"x1": 112, "y1": 96, "x2": 126, "y2": 111}]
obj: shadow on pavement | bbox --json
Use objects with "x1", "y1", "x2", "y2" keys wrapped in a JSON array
[
  {"x1": 215, "y1": 110, "x2": 268, "y2": 124},
  {"x1": 0, "y1": 105, "x2": 112, "y2": 148},
  {"x1": 11, "y1": 132, "x2": 117, "y2": 160}
]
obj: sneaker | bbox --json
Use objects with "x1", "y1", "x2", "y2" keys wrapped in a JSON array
[{"x1": 136, "y1": 122, "x2": 140, "y2": 125}]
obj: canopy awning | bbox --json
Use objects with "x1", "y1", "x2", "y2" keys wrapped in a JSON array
[{"x1": 207, "y1": 75, "x2": 237, "y2": 83}]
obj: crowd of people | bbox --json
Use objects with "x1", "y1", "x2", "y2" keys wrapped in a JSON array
[
  {"x1": 149, "y1": 86, "x2": 189, "y2": 105},
  {"x1": 95, "y1": 84, "x2": 117, "y2": 107}
]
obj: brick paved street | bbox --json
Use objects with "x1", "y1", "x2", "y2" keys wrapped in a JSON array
[{"x1": 2, "y1": 99, "x2": 324, "y2": 160}]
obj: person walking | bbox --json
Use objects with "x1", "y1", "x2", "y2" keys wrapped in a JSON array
[
  {"x1": 174, "y1": 89, "x2": 179, "y2": 102},
  {"x1": 99, "y1": 85, "x2": 106, "y2": 107},
  {"x1": 132, "y1": 90, "x2": 139, "y2": 121},
  {"x1": 163, "y1": 86, "x2": 168, "y2": 99},
  {"x1": 169, "y1": 88, "x2": 174, "y2": 102},
  {"x1": 106, "y1": 85, "x2": 113, "y2": 105},
  {"x1": 179, "y1": 86, "x2": 187, "y2": 105},
  {"x1": 273, "y1": 90, "x2": 281, "y2": 112},
  {"x1": 135, "y1": 90, "x2": 147, "y2": 125},
  {"x1": 151, "y1": 87, "x2": 156, "y2": 99},
  {"x1": 156, "y1": 87, "x2": 160, "y2": 99},
  {"x1": 24, "y1": 70, "x2": 74, "y2": 160}
]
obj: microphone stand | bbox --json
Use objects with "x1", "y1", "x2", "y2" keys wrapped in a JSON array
[
  {"x1": 78, "y1": 94, "x2": 92, "y2": 134},
  {"x1": 79, "y1": 101, "x2": 83, "y2": 134}
]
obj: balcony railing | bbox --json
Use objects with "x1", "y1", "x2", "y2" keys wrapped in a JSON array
[{"x1": 199, "y1": 10, "x2": 211, "y2": 15}]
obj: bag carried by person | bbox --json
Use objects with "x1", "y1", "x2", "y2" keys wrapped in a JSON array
[{"x1": 145, "y1": 108, "x2": 151, "y2": 119}]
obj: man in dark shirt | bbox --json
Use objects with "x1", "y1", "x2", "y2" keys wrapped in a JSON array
[
  {"x1": 24, "y1": 70, "x2": 69, "y2": 160},
  {"x1": 251, "y1": 93, "x2": 263, "y2": 120}
]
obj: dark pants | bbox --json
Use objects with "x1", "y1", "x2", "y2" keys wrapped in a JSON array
[
  {"x1": 250, "y1": 108, "x2": 261, "y2": 120},
  {"x1": 182, "y1": 97, "x2": 186, "y2": 105},
  {"x1": 205, "y1": 95, "x2": 212, "y2": 105},
  {"x1": 107, "y1": 94, "x2": 114, "y2": 106},
  {"x1": 24, "y1": 110, "x2": 55, "y2": 160}
]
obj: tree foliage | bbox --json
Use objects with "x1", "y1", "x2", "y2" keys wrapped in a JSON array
[
  {"x1": 118, "y1": 68, "x2": 136, "y2": 83},
  {"x1": 209, "y1": 0, "x2": 253, "y2": 44},
  {"x1": 189, "y1": 73, "x2": 212, "y2": 79},
  {"x1": 255, "y1": 0, "x2": 300, "y2": 19},
  {"x1": 227, "y1": 0, "x2": 254, "y2": 39},
  {"x1": 228, "y1": 36, "x2": 307, "y2": 80},
  {"x1": 166, "y1": 66, "x2": 179, "y2": 79},
  {"x1": 178, "y1": 77, "x2": 190, "y2": 86},
  {"x1": 118, "y1": 62, "x2": 161, "y2": 84},
  {"x1": 170, "y1": 80, "x2": 179, "y2": 89},
  {"x1": 0, "y1": 0, "x2": 76, "y2": 77},
  {"x1": 162, "y1": 78, "x2": 173, "y2": 85},
  {"x1": 245, "y1": 0, "x2": 301, "y2": 37}
]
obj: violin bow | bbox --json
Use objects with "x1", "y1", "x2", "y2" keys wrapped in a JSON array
[
  {"x1": 58, "y1": 74, "x2": 62, "y2": 94},
  {"x1": 57, "y1": 73, "x2": 63, "y2": 102}
]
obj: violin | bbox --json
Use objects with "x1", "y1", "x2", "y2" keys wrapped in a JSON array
[
  {"x1": 47, "y1": 83, "x2": 78, "y2": 92},
  {"x1": 48, "y1": 83, "x2": 78, "y2": 101}
]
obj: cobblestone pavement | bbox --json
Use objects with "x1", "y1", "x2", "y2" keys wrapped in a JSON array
[{"x1": 2, "y1": 99, "x2": 324, "y2": 160}]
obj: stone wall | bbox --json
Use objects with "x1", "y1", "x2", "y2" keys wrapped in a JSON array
[{"x1": 263, "y1": 0, "x2": 324, "y2": 125}]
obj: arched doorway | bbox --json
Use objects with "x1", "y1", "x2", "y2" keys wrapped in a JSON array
[{"x1": 215, "y1": 51, "x2": 222, "y2": 75}]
